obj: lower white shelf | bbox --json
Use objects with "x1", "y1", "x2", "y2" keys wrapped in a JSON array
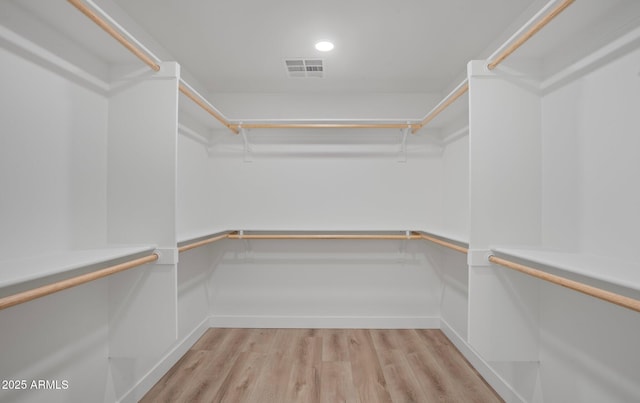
[
  {"x1": 420, "y1": 229, "x2": 469, "y2": 247},
  {"x1": 491, "y1": 247, "x2": 640, "y2": 293},
  {"x1": 177, "y1": 229, "x2": 232, "y2": 246},
  {"x1": 0, "y1": 246, "x2": 156, "y2": 290}
]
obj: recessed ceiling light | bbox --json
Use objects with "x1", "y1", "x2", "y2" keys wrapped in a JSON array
[{"x1": 315, "y1": 41, "x2": 334, "y2": 52}]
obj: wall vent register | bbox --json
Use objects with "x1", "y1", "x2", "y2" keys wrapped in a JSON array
[{"x1": 285, "y1": 59, "x2": 324, "y2": 78}]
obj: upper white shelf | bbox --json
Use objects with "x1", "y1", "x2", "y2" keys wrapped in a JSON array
[
  {"x1": 177, "y1": 229, "x2": 231, "y2": 245},
  {"x1": 0, "y1": 246, "x2": 156, "y2": 290},
  {"x1": 491, "y1": 247, "x2": 640, "y2": 293},
  {"x1": 421, "y1": 229, "x2": 469, "y2": 247}
]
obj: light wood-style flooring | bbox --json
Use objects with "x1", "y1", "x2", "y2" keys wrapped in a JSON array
[{"x1": 141, "y1": 328, "x2": 503, "y2": 403}]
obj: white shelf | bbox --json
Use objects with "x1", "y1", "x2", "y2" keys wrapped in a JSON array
[
  {"x1": 177, "y1": 229, "x2": 230, "y2": 245},
  {"x1": 491, "y1": 247, "x2": 640, "y2": 293},
  {"x1": 177, "y1": 229, "x2": 469, "y2": 246},
  {"x1": 0, "y1": 246, "x2": 156, "y2": 289},
  {"x1": 420, "y1": 229, "x2": 469, "y2": 247}
]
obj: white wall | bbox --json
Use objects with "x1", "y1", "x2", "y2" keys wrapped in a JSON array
[
  {"x1": 200, "y1": 132, "x2": 445, "y2": 328},
  {"x1": 542, "y1": 47, "x2": 640, "y2": 260},
  {"x1": 209, "y1": 92, "x2": 441, "y2": 121},
  {"x1": 209, "y1": 239, "x2": 441, "y2": 328},
  {"x1": 177, "y1": 123, "x2": 217, "y2": 238},
  {"x1": 177, "y1": 247, "x2": 216, "y2": 337},
  {"x1": 176, "y1": 132, "x2": 219, "y2": 337},
  {"x1": 540, "y1": 82, "x2": 583, "y2": 252},
  {"x1": 0, "y1": 46, "x2": 108, "y2": 260},
  {"x1": 436, "y1": 133, "x2": 470, "y2": 338},
  {"x1": 207, "y1": 150, "x2": 441, "y2": 231},
  {"x1": 0, "y1": 280, "x2": 110, "y2": 403},
  {"x1": 536, "y1": 45, "x2": 640, "y2": 403},
  {"x1": 438, "y1": 249, "x2": 469, "y2": 338},
  {"x1": 538, "y1": 282, "x2": 640, "y2": 403},
  {"x1": 0, "y1": 30, "x2": 111, "y2": 403},
  {"x1": 440, "y1": 134, "x2": 469, "y2": 238}
]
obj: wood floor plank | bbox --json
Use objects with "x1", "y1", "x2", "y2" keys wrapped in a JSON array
[
  {"x1": 142, "y1": 328, "x2": 503, "y2": 403},
  {"x1": 190, "y1": 327, "x2": 231, "y2": 351},
  {"x1": 269, "y1": 328, "x2": 299, "y2": 355},
  {"x1": 247, "y1": 352, "x2": 292, "y2": 403},
  {"x1": 321, "y1": 329, "x2": 350, "y2": 362},
  {"x1": 391, "y1": 329, "x2": 429, "y2": 355},
  {"x1": 370, "y1": 329, "x2": 397, "y2": 367},
  {"x1": 347, "y1": 329, "x2": 393, "y2": 403},
  {"x1": 382, "y1": 349, "x2": 431, "y2": 403},
  {"x1": 406, "y1": 349, "x2": 456, "y2": 402},
  {"x1": 208, "y1": 351, "x2": 266, "y2": 403},
  {"x1": 290, "y1": 329, "x2": 323, "y2": 367},
  {"x1": 245, "y1": 328, "x2": 278, "y2": 353},
  {"x1": 285, "y1": 332, "x2": 323, "y2": 403},
  {"x1": 415, "y1": 329, "x2": 450, "y2": 347},
  {"x1": 175, "y1": 329, "x2": 255, "y2": 402},
  {"x1": 171, "y1": 352, "x2": 239, "y2": 401},
  {"x1": 416, "y1": 330, "x2": 503, "y2": 402},
  {"x1": 246, "y1": 329, "x2": 296, "y2": 403},
  {"x1": 139, "y1": 350, "x2": 210, "y2": 403},
  {"x1": 320, "y1": 361, "x2": 359, "y2": 403},
  {"x1": 286, "y1": 365, "x2": 322, "y2": 403}
]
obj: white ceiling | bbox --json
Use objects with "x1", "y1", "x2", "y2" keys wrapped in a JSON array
[{"x1": 111, "y1": 0, "x2": 539, "y2": 93}]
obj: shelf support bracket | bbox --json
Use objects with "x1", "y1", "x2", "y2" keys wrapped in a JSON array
[
  {"x1": 468, "y1": 249, "x2": 493, "y2": 267},
  {"x1": 398, "y1": 124, "x2": 410, "y2": 162},
  {"x1": 239, "y1": 125, "x2": 253, "y2": 162},
  {"x1": 154, "y1": 248, "x2": 179, "y2": 265},
  {"x1": 397, "y1": 230, "x2": 412, "y2": 262},
  {"x1": 238, "y1": 230, "x2": 253, "y2": 260}
]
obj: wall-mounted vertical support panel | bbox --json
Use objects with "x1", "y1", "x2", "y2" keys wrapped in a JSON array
[
  {"x1": 467, "y1": 60, "x2": 541, "y2": 361},
  {"x1": 106, "y1": 62, "x2": 179, "y2": 399}
]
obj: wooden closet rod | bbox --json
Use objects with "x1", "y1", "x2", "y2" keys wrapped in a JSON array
[
  {"x1": 487, "y1": 0, "x2": 575, "y2": 70},
  {"x1": 68, "y1": 0, "x2": 238, "y2": 134},
  {"x1": 412, "y1": 0, "x2": 575, "y2": 134},
  {"x1": 179, "y1": 82, "x2": 239, "y2": 134},
  {"x1": 419, "y1": 233, "x2": 468, "y2": 254},
  {"x1": 488, "y1": 255, "x2": 640, "y2": 314},
  {"x1": 411, "y1": 80, "x2": 469, "y2": 134},
  {"x1": 227, "y1": 232, "x2": 423, "y2": 240},
  {"x1": 0, "y1": 253, "x2": 158, "y2": 311},
  {"x1": 231, "y1": 123, "x2": 417, "y2": 130},
  {"x1": 178, "y1": 232, "x2": 232, "y2": 253},
  {"x1": 67, "y1": 0, "x2": 160, "y2": 71}
]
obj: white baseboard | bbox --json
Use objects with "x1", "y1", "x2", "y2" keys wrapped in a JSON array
[
  {"x1": 117, "y1": 318, "x2": 210, "y2": 403},
  {"x1": 209, "y1": 314, "x2": 440, "y2": 329},
  {"x1": 440, "y1": 319, "x2": 527, "y2": 403}
]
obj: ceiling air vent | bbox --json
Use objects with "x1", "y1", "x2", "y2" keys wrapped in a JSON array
[{"x1": 285, "y1": 59, "x2": 324, "y2": 78}]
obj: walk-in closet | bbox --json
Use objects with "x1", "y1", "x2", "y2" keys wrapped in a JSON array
[{"x1": 1, "y1": 0, "x2": 639, "y2": 402}]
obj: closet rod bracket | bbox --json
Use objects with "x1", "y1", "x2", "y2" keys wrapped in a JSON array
[
  {"x1": 238, "y1": 230, "x2": 254, "y2": 260},
  {"x1": 396, "y1": 230, "x2": 412, "y2": 262},
  {"x1": 239, "y1": 125, "x2": 253, "y2": 162},
  {"x1": 467, "y1": 249, "x2": 493, "y2": 267},
  {"x1": 398, "y1": 125, "x2": 410, "y2": 162},
  {"x1": 154, "y1": 248, "x2": 179, "y2": 265}
]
